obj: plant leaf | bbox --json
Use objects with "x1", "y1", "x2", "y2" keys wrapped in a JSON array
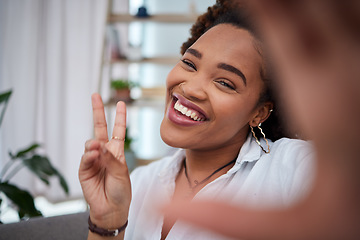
[
  {"x1": 0, "y1": 182, "x2": 42, "y2": 218},
  {"x1": 124, "y1": 128, "x2": 132, "y2": 150},
  {"x1": 9, "y1": 143, "x2": 41, "y2": 160},
  {"x1": 0, "y1": 90, "x2": 12, "y2": 103},
  {"x1": 0, "y1": 90, "x2": 12, "y2": 127},
  {"x1": 22, "y1": 155, "x2": 55, "y2": 185},
  {"x1": 54, "y1": 169, "x2": 69, "y2": 195},
  {"x1": 22, "y1": 155, "x2": 69, "y2": 195},
  {"x1": 0, "y1": 197, "x2": 2, "y2": 223}
]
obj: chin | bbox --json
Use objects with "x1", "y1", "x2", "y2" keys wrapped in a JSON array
[
  {"x1": 160, "y1": 119, "x2": 175, "y2": 147},
  {"x1": 160, "y1": 119, "x2": 183, "y2": 149}
]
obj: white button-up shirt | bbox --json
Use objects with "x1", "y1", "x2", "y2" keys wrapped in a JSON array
[{"x1": 125, "y1": 135, "x2": 315, "y2": 240}]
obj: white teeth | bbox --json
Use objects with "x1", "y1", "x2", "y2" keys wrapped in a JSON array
[
  {"x1": 174, "y1": 100, "x2": 204, "y2": 121},
  {"x1": 181, "y1": 107, "x2": 187, "y2": 115},
  {"x1": 175, "y1": 101, "x2": 180, "y2": 110}
]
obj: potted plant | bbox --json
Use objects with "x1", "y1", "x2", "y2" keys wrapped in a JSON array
[
  {"x1": 124, "y1": 128, "x2": 136, "y2": 172},
  {"x1": 0, "y1": 90, "x2": 69, "y2": 223},
  {"x1": 110, "y1": 79, "x2": 134, "y2": 103}
]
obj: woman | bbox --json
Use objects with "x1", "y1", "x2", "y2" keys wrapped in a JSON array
[{"x1": 79, "y1": 1, "x2": 314, "y2": 239}]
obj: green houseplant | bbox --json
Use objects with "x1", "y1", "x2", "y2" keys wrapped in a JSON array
[
  {"x1": 110, "y1": 79, "x2": 135, "y2": 103},
  {"x1": 0, "y1": 90, "x2": 69, "y2": 223},
  {"x1": 124, "y1": 128, "x2": 136, "y2": 172}
]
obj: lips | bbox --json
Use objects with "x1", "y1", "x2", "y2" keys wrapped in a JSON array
[
  {"x1": 167, "y1": 93, "x2": 208, "y2": 126},
  {"x1": 174, "y1": 100, "x2": 205, "y2": 121}
]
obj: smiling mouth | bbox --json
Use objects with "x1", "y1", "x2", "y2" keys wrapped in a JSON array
[{"x1": 174, "y1": 99, "x2": 206, "y2": 121}]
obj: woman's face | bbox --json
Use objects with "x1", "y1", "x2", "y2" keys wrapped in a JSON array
[{"x1": 160, "y1": 24, "x2": 268, "y2": 151}]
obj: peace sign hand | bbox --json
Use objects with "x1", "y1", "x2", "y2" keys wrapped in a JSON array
[{"x1": 79, "y1": 93, "x2": 131, "y2": 232}]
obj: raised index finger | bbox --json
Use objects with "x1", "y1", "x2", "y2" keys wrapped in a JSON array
[
  {"x1": 91, "y1": 93, "x2": 108, "y2": 142},
  {"x1": 109, "y1": 101, "x2": 127, "y2": 161},
  {"x1": 112, "y1": 101, "x2": 126, "y2": 139}
]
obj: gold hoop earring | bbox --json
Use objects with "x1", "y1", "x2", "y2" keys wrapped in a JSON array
[{"x1": 250, "y1": 124, "x2": 270, "y2": 154}]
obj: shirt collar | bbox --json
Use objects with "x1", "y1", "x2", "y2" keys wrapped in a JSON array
[
  {"x1": 226, "y1": 133, "x2": 263, "y2": 174},
  {"x1": 158, "y1": 133, "x2": 266, "y2": 181},
  {"x1": 237, "y1": 133, "x2": 263, "y2": 163}
]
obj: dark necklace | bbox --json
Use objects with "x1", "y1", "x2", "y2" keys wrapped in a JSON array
[{"x1": 183, "y1": 158, "x2": 237, "y2": 191}]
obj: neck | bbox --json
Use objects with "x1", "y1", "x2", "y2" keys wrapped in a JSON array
[
  {"x1": 173, "y1": 140, "x2": 245, "y2": 200},
  {"x1": 183, "y1": 156, "x2": 236, "y2": 190},
  {"x1": 184, "y1": 136, "x2": 245, "y2": 173},
  {"x1": 183, "y1": 142, "x2": 244, "y2": 182}
]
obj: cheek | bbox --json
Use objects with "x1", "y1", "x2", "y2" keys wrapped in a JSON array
[{"x1": 213, "y1": 94, "x2": 257, "y2": 125}]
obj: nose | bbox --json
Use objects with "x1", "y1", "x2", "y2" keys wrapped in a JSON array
[{"x1": 179, "y1": 79, "x2": 207, "y2": 101}]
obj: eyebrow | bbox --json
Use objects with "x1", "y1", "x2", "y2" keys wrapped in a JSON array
[
  {"x1": 217, "y1": 63, "x2": 247, "y2": 85},
  {"x1": 185, "y1": 48, "x2": 247, "y2": 85},
  {"x1": 185, "y1": 48, "x2": 202, "y2": 59}
]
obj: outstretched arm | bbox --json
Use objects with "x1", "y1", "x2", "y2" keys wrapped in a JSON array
[
  {"x1": 164, "y1": 1, "x2": 360, "y2": 239},
  {"x1": 79, "y1": 93, "x2": 131, "y2": 239}
]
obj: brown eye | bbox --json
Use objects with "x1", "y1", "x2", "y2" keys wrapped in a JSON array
[
  {"x1": 181, "y1": 59, "x2": 197, "y2": 71},
  {"x1": 216, "y1": 80, "x2": 236, "y2": 90}
]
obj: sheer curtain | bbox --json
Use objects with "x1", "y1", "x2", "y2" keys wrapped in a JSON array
[{"x1": 0, "y1": 0, "x2": 107, "y2": 201}]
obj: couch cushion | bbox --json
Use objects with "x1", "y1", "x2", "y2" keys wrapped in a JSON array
[{"x1": 0, "y1": 212, "x2": 89, "y2": 240}]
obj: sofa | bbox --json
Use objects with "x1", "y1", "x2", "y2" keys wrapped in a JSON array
[{"x1": 0, "y1": 212, "x2": 89, "y2": 240}]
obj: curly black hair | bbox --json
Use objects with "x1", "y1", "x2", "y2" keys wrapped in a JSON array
[{"x1": 180, "y1": 0, "x2": 293, "y2": 141}]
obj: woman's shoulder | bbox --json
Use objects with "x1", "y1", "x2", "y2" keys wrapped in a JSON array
[
  {"x1": 269, "y1": 137, "x2": 314, "y2": 165},
  {"x1": 269, "y1": 138, "x2": 316, "y2": 203},
  {"x1": 272, "y1": 137, "x2": 313, "y2": 153}
]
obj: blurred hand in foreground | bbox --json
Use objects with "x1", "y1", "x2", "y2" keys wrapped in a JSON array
[{"x1": 163, "y1": 1, "x2": 360, "y2": 239}]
